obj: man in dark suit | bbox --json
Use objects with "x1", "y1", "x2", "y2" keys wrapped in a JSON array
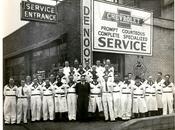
[{"x1": 75, "y1": 75, "x2": 90, "y2": 122}]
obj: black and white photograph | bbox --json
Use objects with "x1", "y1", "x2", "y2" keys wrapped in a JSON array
[{"x1": 1, "y1": 0, "x2": 175, "y2": 130}]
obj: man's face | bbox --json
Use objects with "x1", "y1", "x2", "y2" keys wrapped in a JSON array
[
  {"x1": 45, "y1": 80, "x2": 50, "y2": 85},
  {"x1": 105, "y1": 65, "x2": 109, "y2": 70},
  {"x1": 33, "y1": 79, "x2": 38, "y2": 84},
  {"x1": 79, "y1": 65, "x2": 83, "y2": 69},
  {"x1": 96, "y1": 61, "x2": 100, "y2": 66},
  {"x1": 165, "y1": 76, "x2": 170, "y2": 81},
  {"x1": 85, "y1": 62, "x2": 89, "y2": 66},
  {"x1": 69, "y1": 75, "x2": 74, "y2": 82},
  {"x1": 74, "y1": 60, "x2": 79, "y2": 65},
  {"x1": 106, "y1": 60, "x2": 111, "y2": 65},
  {"x1": 9, "y1": 78, "x2": 14, "y2": 85},
  {"x1": 26, "y1": 76, "x2": 31, "y2": 82},
  {"x1": 92, "y1": 66, "x2": 96, "y2": 71},
  {"x1": 124, "y1": 77, "x2": 128, "y2": 82},
  {"x1": 59, "y1": 68, "x2": 63, "y2": 73},
  {"x1": 128, "y1": 74, "x2": 132, "y2": 79},
  {"x1": 93, "y1": 78, "x2": 97, "y2": 82},
  {"x1": 50, "y1": 75, "x2": 55, "y2": 82},
  {"x1": 157, "y1": 73, "x2": 162, "y2": 79},
  {"x1": 135, "y1": 79, "x2": 140, "y2": 85},
  {"x1": 70, "y1": 67, "x2": 74, "y2": 71},
  {"x1": 38, "y1": 76, "x2": 42, "y2": 82},
  {"x1": 114, "y1": 75, "x2": 119, "y2": 81},
  {"x1": 65, "y1": 61, "x2": 69, "y2": 67},
  {"x1": 21, "y1": 80, "x2": 25, "y2": 87}
]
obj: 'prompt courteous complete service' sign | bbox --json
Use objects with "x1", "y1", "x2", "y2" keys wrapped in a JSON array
[
  {"x1": 21, "y1": 1, "x2": 57, "y2": 23},
  {"x1": 93, "y1": 0, "x2": 153, "y2": 56}
]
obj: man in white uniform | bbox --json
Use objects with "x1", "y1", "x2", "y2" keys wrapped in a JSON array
[
  {"x1": 132, "y1": 76, "x2": 147, "y2": 118},
  {"x1": 155, "y1": 72, "x2": 164, "y2": 115},
  {"x1": 121, "y1": 75, "x2": 132, "y2": 120},
  {"x1": 4, "y1": 78, "x2": 18, "y2": 124},
  {"x1": 16, "y1": 80, "x2": 30, "y2": 124},
  {"x1": 42, "y1": 78, "x2": 55, "y2": 121},
  {"x1": 66, "y1": 75, "x2": 77, "y2": 121},
  {"x1": 63, "y1": 61, "x2": 70, "y2": 78},
  {"x1": 112, "y1": 74, "x2": 122, "y2": 120},
  {"x1": 145, "y1": 76, "x2": 157, "y2": 116},
  {"x1": 29, "y1": 78, "x2": 42, "y2": 122},
  {"x1": 162, "y1": 74, "x2": 174, "y2": 115},
  {"x1": 101, "y1": 75, "x2": 115, "y2": 121},
  {"x1": 88, "y1": 75, "x2": 103, "y2": 121}
]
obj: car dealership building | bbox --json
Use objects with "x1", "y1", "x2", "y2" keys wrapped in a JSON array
[{"x1": 3, "y1": 0, "x2": 174, "y2": 84}]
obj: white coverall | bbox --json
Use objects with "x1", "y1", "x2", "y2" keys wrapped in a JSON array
[
  {"x1": 121, "y1": 82, "x2": 132, "y2": 120},
  {"x1": 155, "y1": 79, "x2": 164, "y2": 109},
  {"x1": 132, "y1": 84, "x2": 147, "y2": 113},
  {"x1": 112, "y1": 81, "x2": 122, "y2": 118},
  {"x1": 66, "y1": 82, "x2": 77, "y2": 120},
  {"x1": 30, "y1": 84, "x2": 42, "y2": 121},
  {"x1": 16, "y1": 85, "x2": 30, "y2": 124},
  {"x1": 162, "y1": 82, "x2": 174, "y2": 115},
  {"x1": 42, "y1": 84, "x2": 54, "y2": 121},
  {"x1": 4, "y1": 85, "x2": 18, "y2": 124},
  {"x1": 101, "y1": 80, "x2": 115, "y2": 121},
  {"x1": 88, "y1": 82, "x2": 103, "y2": 113},
  {"x1": 145, "y1": 83, "x2": 158, "y2": 111},
  {"x1": 54, "y1": 84, "x2": 68, "y2": 113}
]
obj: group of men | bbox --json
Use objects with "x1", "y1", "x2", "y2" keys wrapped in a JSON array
[{"x1": 3, "y1": 59, "x2": 175, "y2": 124}]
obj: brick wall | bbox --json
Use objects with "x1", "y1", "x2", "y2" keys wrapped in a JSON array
[{"x1": 125, "y1": 18, "x2": 174, "y2": 82}]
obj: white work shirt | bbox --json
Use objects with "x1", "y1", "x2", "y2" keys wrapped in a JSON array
[
  {"x1": 17, "y1": 86, "x2": 30, "y2": 98},
  {"x1": 67, "y1": 82, "x2": 76, "y2": 93},
  {"x1": 132, "y1": 84, "x2": 145, "y2": 98},
  {"x1": 162, "y1": 82, "x2": 174, "y2": 93},
  {"x1": 112, "y1": 81, "x2": 122, "y2": 93},
  {"x1": 30, "y1": 83, "x2": 42, "y2": 96},
  {"x1": 101, "y1": 81, "x2": 113, "y2": 93},
  {"x1": 63, "y1": 67, "x2": 70, "y2": 77},
  {"x1": 4, "y1": 85, "x2": 18, "y2": 96},
  {"x1": 121, "y1": 82, "x2": 132, "y2": 94},
  {"x1": 42, "y1": 85, "x2": 54, "y2": 96},
  {"x1": 90, "y1": 81, "x2": 101, "y2": 94}
]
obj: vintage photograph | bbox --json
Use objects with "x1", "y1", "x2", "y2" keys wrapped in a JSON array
[{"x1": 2, "y1": 0, "x2": 175, "y2": 130}]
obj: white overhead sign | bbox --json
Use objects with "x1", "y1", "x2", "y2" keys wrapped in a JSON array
[{"x1": 92, "y1": 0, "x2": 153, "y2": 56}]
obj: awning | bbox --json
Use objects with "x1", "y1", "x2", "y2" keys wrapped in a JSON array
[{"x1": 4, "y1": 33, "x2": 66, "y2": 59}]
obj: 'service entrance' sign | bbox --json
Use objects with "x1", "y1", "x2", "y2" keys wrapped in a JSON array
[
  {"x1": 93, "y1": 0, "x2": 153, "y2": 56},
  {"x1": 21, "y1": 1, "x2": 57, "y2": 23}
]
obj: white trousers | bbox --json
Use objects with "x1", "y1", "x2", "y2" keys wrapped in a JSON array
[
  {"x1": 55, "y1": 95, "x2": 68, "y2": 113},
  {"x1": 145, "y1": 95, "x2": 157, "y2": 111},
  {"x1": 42, "y1": 96, "x2": 54, "y2": 121},
  {"x1": 113, "y1": 93, "x2": 122, "y2": 118},
  {"x1": 133, "y1": 97, "x2": 147, "y2": 113},
  {"x1": 4, "y1": 96, "x2": 16, "y2": 124},
  {"x1": 67, "y1": 93, "x2": 77, "y2": 120},
  {"x1": 17, "y1": 98, "x2": 28, "y2": 124},
  {"x1": 102, "y1": 93, "x2": 115, "y2": 121},
  {"x1": 156, "y1": 94, "x2": 163, "y2": 108},
  {"x1": 121, "y1": 94, "x2": 132, "y2": 120},
  {"x1": 88, "y1": 95, "x2": 103, "y2": 113},
  {"x1": 31, "y1": 96, "x2": 41, "y2": 121},
  {"x1": 162, "y1": 93, "x2": 173, "y2": 115}
]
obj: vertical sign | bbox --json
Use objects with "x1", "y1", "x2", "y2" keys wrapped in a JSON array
[{"x1": 81, "y1": 0, "x2": 92, "y2": 67}]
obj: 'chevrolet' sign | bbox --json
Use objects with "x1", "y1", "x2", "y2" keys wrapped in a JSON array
[{"x1": 21, "y1": 1, "x2": 58, "y2": 23}]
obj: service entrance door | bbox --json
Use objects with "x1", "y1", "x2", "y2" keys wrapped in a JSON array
[{"x1": 93, "y1": 52, "x2": 125, "y2": 78}]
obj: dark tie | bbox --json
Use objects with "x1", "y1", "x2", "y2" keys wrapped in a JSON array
[
  {"x1": 105, "y1": 81, "x2": 108, "y2": 92},
  {"x1": 22, "y1": 87, "x2": 24, "y2": 96}
]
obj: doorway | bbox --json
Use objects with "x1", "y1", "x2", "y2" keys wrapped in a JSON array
[{"x1": 93, "y1": 52, "x2": 125, "y2": 78}]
